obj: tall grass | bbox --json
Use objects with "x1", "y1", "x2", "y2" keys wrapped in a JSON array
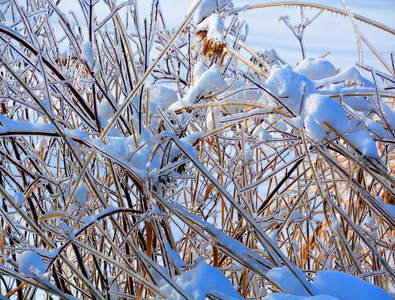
[{"x1": 0, "y1": 0, "x2": 394, "y2": 299}]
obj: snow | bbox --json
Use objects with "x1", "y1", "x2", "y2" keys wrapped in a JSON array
[
  {"x1": 376, "y1": 198, "x2": 395, "y2": 219},
  {"x1": 264, "y1": 65, "x2": 315, "y2": 112},
  {"x1": 287, "y1": 116, "x2": 304, "y2": 130},
  {"x1": 314, "y1": 66, "x2": 363, "y2": 89},
  {"x1": 257, "y1": 49, "x2": 281, "y2": 68},
  {"x1": 98, "y1": 99, "x2": 116, "y2": 121},
  {"x1": 294, "y1": 58, "x2": 337, "y2": 81},
  {"x1": 196, "y1": 13, "x2": 225, "y2": 43},
  {"x1": 263, "y1": 295, "x2": 338, "y2": 300},
  {"x1": 339, "y1": 96, "x2": 372, "y2": 112},
  {"x1": 99, "y1": 117, "x2": 122, "y2": 137},
  {"x1": 34, "y1": 247, "x2": 60, "y2": 259},
  {"x1": 347, "y1": 130, "x2": 379, "y2": 157},
  {"x1": 3, "y1": 1, "x2": 395, "y2": 299},
  {"x1": 193, "y1": 61, "x2": 207, "y2": 83},
  {"x1": 314, "y1": 270, "x2": 392, "y2": 300},
  {"x1": 382, "y1": 103, "x2": 395, "y2": 128},
  {"x1": 0, "y1": 114, "x2": 92, "y2": 142},
  {"x1": 197, "y1": 64, "x2": 228, "y2": 93},
  {"x1": 206, "y1": 106, "x2": 221, "y2": 130},
  {"x1": 17, "y1": 250, "x2": 47, "y2": 277},
  {"x1": 108, "y1": 276, "x2": 122, "y2": 300},
  {"x1": 105, "y1": 136, "x2": 137, "y2": 161},
  {"x1": 83, "y1": 206, "x2": 117, "y2": 224},
  {"x1": 68, "y1": 182, "x2": 89, "y2": 214},
  {"x1": 287, "y1": 211, "x2": 305, "y2": 223},
  {"x1": 0, "y1": 115, "x2": 57, "y2": 135},
  {"x1": 81, "y1": 41, "x2": 94, "y2": 69},
  {"x1": 303, "y1": 93, "x2": 349, "y2": 134},
  {"x1": 94, "y1": 131, "x2": 161, "y2": 172},
  {"x1": 189, "y1": 0, "x2": 234, "y2": 24},
  {"x1": 35, "y1": 137, "x2": 49, "y2": 152},
  {"x1": 165, "y1": 242, "x2": 189, "y2": 272},
  {"x1": 304, "y1": 115, "x2": 326, "y2": 141},
  {"x1": 13, "y1": 192, "x2": 25, "y2": 206},
  {"x1": 267, "y1": 267, "x2": 321, "y2": 297},
  {"x1": 169, "y1": 64, "x2": 227, "y2": 111},
  {"x1": 150, "y1": 85, "x2": 179, "y2": 109},
  {"x1": 223, "y1": 79, "x2": 262, "y2": 113},
  {"x1": 181, "y1": 132, "x2": 205, "y2": 145},
  {"x1": 160, "y1": 259, "x2": 244, "y2": 300},
  {"x1": 266, "y1": 267, "x2": 392, "y2": 300},
  {"x1": 263, "y1": 64, "x2": 352, "y2": 142}
]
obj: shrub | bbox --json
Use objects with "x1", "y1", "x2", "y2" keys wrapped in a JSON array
[{"x1": 0, "y1": 0, "x2": 394, "y2": 299}]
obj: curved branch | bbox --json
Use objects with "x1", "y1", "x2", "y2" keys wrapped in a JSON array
[{"x1": 247, "y1": 1, "x2": 395, "y2": 36}]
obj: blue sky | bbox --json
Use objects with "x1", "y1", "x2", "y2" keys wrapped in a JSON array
[
  {"x1": 136, "y1": 0, "x2": 395, "y2": 72},
  {"x1": 56, "y1": 0, "x2": 395, "y2": 73}
]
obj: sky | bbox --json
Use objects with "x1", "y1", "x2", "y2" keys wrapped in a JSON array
[
  {"x1": 130, "y1": 0, "x2": 395, "y2": 73},
  {"x1": 56, "y1": 0, "x2": 395, "y2": 74}
]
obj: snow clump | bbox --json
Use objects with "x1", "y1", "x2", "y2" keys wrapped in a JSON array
[
  {"x1": 17, "y1": 250, "x2": 47, "y2": 277},
  {"x1": 169, "y1": 64, "x2": 227, "y2": 111},
  {"x1": 190, "y1": 0, "x2": 234, "y2": 24},
  {"x1": 266, "y1": 267, "x2": 392, "y2": 300},
  {"x1": 294, "y1": 58, "x2": 337, "y2": 81},
  {"x1": 160, "y1": 258, "x2": 244, "y2": 299}
]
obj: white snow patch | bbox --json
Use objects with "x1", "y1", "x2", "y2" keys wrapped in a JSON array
[
  {"x1": 252, "y1": 124, "x2": 272, "y2": 141},
  {"x1": 196, "y1": 13, "x2": 225, "y2": 43},
  {"x1": 294, "y1": 58, "x2": 337, "y2": 81},
  {"x1": 347, "y1": 130, "x2": 379, "y2": 158},
  {"x1": 315, "y1": 66, "x2": 362, "y2": 88},
  {"x1": 189, "y1": 0, "x2": 233, "y2": 24},
  {"x1": 258, "y1": 49, "x2": 280, "y2": 68},
  {"x1": 105, "y1": 133, "x2": 161, "y2": 172},
  {"x1": 267, "y1": 267, "x2": 321, "y2": 297},
  {"x1": 223, "y1": 79, "x2": 262, "y2": 113},
  {"x1": 161, "y1": 260, "x2": 244, "y2": 299},
  {"x1": 108, "y1": 276, "x2": 122, "y2": 300},
  {"x1": 206, "y1": 107, "x2": 221, "y2": 130},
  {"x1": 68, "y1": 182, "x2": 89, "y2": 214},
  {"x1": 193, "y1": 61, "x2": 207, "y2": 84},
  {"x1": 150, "y1": 85, "x2": 178, "y2": 109},
  {"x1": 314, "y1": 270, "x2": 392, "y2": 300},
  {"x1": 263, "y1": 295, "x2": 338, "y2": 300},
  {"x1": 304, "y1": 115, "x2": 326, "y2": 141},
  {"x1": 287, "y1": 211, "x2": 305, "y2": 223},
  {"x1": 165, "y1": 242, "x2": 189, "y2": 272},
  {"x1": 376, "y1": 198, "x2": 395, "y2": 219},
  {"x1": 265, "y1": 65, "x2": 315, "y2": 113},
  {"x1": 35, "y1": 137, "x2": 49, "y2": 152},
  {"x1": 182, "y1": 132, "x2": 204, "y2": 145},
  {"x1": 98, "y1": 100, "x2": 116, "y2": 121},
  {"x1": 303, "y1": 94, "x2": 349, "y2": 133},
  {"x1": 13, "y1": 192, "x2": 25, "y2": 206},
  {"x1": 382, "y1": 103, "x2": 395, "y2": 128},
  {"x1": 169, "y1": 65, "x2": 227, "y2": 111},
  {"x1": 287, "y1": 116, "x2": 304, "y2": 130},
  {"x1": 17, "y1": 250, "x2": 47, "y2": 277},
  {"x1": 82, "y1": 41, "x2": 94, "y2": 69},
  {"x1": 198, "y1": 64, "x2": 227, "y2": 92},
  {"x1": 266, "y1": 268, "x2": 392, "y2": 300}
]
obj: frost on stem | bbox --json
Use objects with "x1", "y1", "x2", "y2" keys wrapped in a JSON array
[{"x1": 279, "y1": 7, "x2": 323, "y2": 60}]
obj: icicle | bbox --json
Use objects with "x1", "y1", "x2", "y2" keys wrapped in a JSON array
[{"x1": 341, "y1": 0, "x2": 363, "y2": 70}]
